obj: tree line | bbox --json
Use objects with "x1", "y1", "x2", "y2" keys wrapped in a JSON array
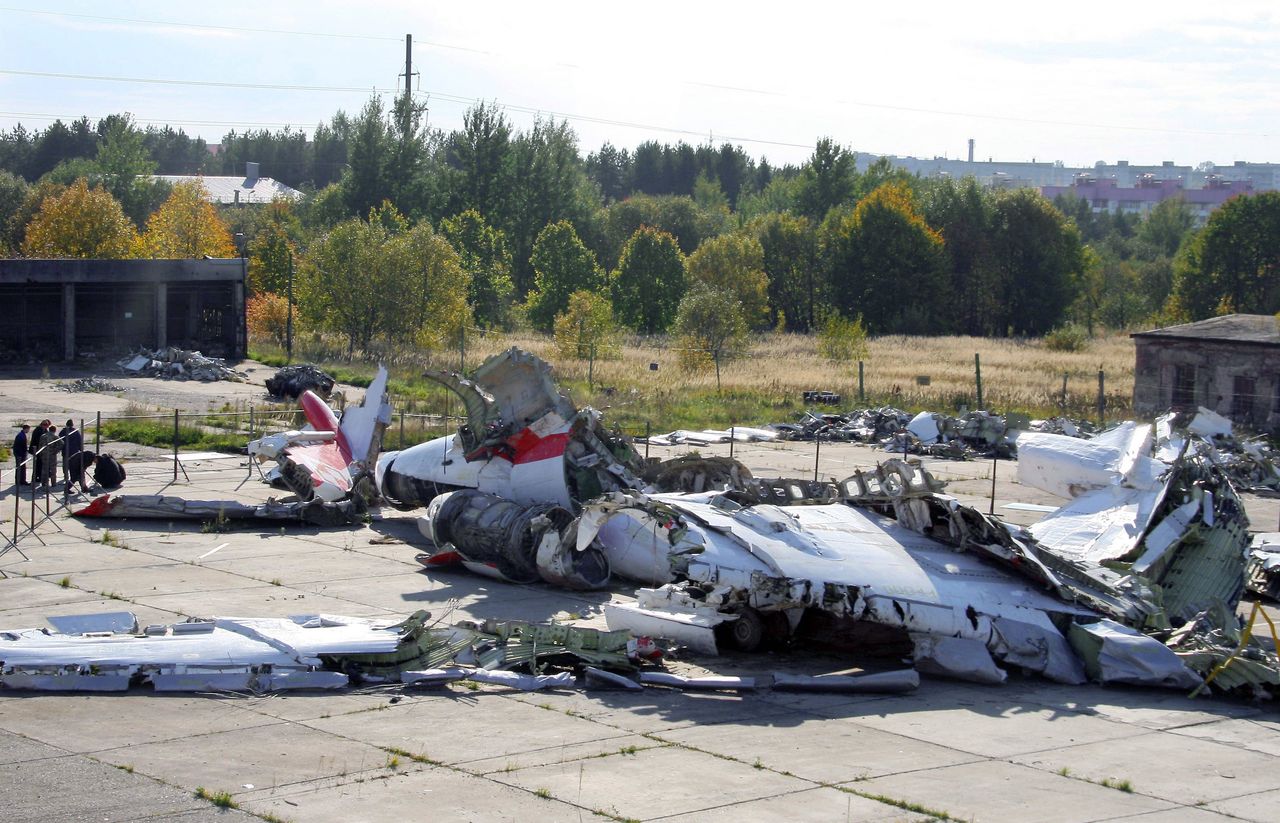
[{"x1": 2, "y1": 97, "x2": 1277, "y2": 365}]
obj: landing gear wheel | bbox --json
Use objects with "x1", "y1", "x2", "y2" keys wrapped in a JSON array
[{"x1": 727, "y1": 607, "x2": 766, "y2": 652}]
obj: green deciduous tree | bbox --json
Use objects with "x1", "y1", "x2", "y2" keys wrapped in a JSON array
[
  {"x1": 612, "y1": 226, "x2": 686, "y2": 333},
  {"x1": 1137, "y1": 196, "x2": 1195, "y2": 258},
  {"x1": 601, "y1": 193, "x2": 721, "y2": 268},
  {"x1": 816, "y1": 308, "x2": 869, "y2": 363},
  {"x1": 95, "y1": 115, "x2": 169, "y2": 227},
  {"x1": 525, "y1": 220, "x2": 605, "y2": 331},
  {"x1": 820, "y1": 182, "x2": 947, "y2": 334},
  {"x1": 672, "y1": 284, "x2": 749, "y2": 391},
  {"x1": 921, "y1": 177, "x2": 998, "y2": 336},
  {"x1": 684, "y1": 233, "x2": 770, "y2": 329},
  {"x1": 247, "y1": 215, "x2": 296, "y2": 295},
  {"x1": 0, "y1": 169, "x2": 29, "y2": 254},
  {"x1": 22, "y1": 178, "x2": 137, "y2": 258},
  {"x1": 750, "y1": 212, "x2": 819, "y2": 331},
  {"x1": 1171, "y1": 192, "x2": 1280, "y2": 318},
  {"x1": 553, "y1": 289, "x2": 619, "y2": 363},
  {"x1": 299, "y1": 202, "x2": 469, "y2": 356},
  {"x1": 987, "y1": 188, "x2": 1084, "y2": 336},
  {"x1": 441, "y1": 209, "x2": 515, "y2": 328}
]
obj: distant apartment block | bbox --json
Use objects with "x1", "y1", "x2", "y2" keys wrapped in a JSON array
[
  {"x1": 1040, "y1": 174, "x2": 1252, "y2": 223},
  {"x1": 854, "y1": 151, "x2": 1279, "y2": 223}
]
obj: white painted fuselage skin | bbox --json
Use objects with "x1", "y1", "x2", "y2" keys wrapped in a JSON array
[{"x1": 376, "y1": 432, "x2": 574, "y2": 510}]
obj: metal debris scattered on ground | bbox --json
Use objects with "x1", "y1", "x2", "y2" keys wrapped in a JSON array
[
  {"x1": 118, "y1": 347, "x2": 247, "y2": 382},
  {"x1": 0, "y1": 609, "x2": 920, "y2": 697},
  {"x1": 264, "y1": 363, "x2": 336, "y2": 400},
  {"x1": 53, "y1": 375, "x2": 123, "y2": 393},
  {"x1": 762, "y1": 407, "x2": 1033, "y2": 461}
]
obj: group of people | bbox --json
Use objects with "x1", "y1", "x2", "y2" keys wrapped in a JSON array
[{"x1": 12, "y1": 419, "x2": 97, "y2": 496}]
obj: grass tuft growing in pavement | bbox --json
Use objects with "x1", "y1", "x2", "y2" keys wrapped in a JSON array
[
  {"x1": 193, "y1": 787, "x2": 238, "y2": 809},
  {"x1": 1100, "y1": 777, "x2": 1134, "y2": 793}
]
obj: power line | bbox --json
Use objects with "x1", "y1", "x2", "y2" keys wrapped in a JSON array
[
  {"x1": 0, "y1": 69, "x2": 394, "y2": 94},
  {"x1": 0, "y1": 6, "x2": 491, "y2": 53},
  {"x1": 4, "y1": 6, "x2": 1273, "y2": 143},
  {"x1": 0, "y1": 67, "x2": 1267, "y2": 150},
  {"x1": 0, "y1": 70, "x2": 818, "y2": 150}
]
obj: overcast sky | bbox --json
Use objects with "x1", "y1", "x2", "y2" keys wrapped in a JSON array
[{"x1": 2, "y1": 1, "x2": 1277, "y2": 169}]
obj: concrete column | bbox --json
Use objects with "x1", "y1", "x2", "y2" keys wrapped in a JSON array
[
  {"x1": 62, "y1": 283, "x2": 75, "y2": 362},
  {"x1": 155, "y1": 282, "x2": 167, "y2": 349},
  {"x1": 232, "y1": 280, "x2": 246, "y2": 358}
]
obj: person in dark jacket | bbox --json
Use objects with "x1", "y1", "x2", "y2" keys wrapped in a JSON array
[
  {"x1": 59, "y1": 419, "x2": 82, "y2": 486},
  {"x1": 64, "y1": 450, "x2": 97, "y2": 496},
  {"x1": 12, "y1": 424, "x2": 30, "y2": 487}
]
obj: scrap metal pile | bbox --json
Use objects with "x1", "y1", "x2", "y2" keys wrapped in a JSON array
[
  {"x1": 758, "y1": 407, "x2": 1042, "y2": 461},
  {"x1": 119, "y1": 347, "x2": 247, "y2": 382},
  {"x1": 265, "y1": 363, "x2": 336, "y2": 401},
  {"x1": 54, "y1": 375, "x2": 124, "y2": 393}
]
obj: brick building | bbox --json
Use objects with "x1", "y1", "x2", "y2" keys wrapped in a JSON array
[{"x1": 1132, "y1": 314, "x2": 1280, "y2": 431}]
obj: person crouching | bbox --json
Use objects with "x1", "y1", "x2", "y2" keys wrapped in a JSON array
[{"x1": 65, "y1": 450, "x2": 97, "y2": 497}]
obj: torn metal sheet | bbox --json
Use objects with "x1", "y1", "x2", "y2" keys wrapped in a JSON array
[
  {"x1": 639, "y1": 671, "x2": 757, "y2": 691},
  {"x1": 583, "y1": 666, "x2": 644, "y2": 690},
  {"x1": 0, "y1": 611, "x2": 442, "y2": 692},
  {"x1": 1067, "y1": 620, "x2": 1202, "y2": 690},
  {"x1": 72, "y1": 494, "x2": 365, "y2": 527}
]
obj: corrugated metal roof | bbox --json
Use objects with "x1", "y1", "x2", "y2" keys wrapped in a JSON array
[
  {"x1": 1131, "y1": 313, "x2": 1280, "y2": 347},
  {"x1": 153, "y1": 175, "x2": 303, "y2": 204}
]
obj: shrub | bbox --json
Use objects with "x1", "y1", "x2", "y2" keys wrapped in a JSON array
[
  {"x1": 247, "y1": 292, "x2": 292, "y2": 347},
  {"x1": 1043, "y1": 323, "x2": 1089, "y2": 352}
]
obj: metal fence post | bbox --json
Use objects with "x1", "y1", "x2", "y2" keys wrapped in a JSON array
[
  {"x1": 729, "y1": 426, "x2": 735, "y2": 459},
  {"x1": 95, "y1": 411, "x2": 101, "y2": 454},
  {"x1": 813, "y1": 435, "x2": 821, "y2": 481},
  {"x1": 172, "y1": 409, "x2": 179, "y2": 481},
  {"x1": 1097, "y1": 368, "x2": 1106, "y2": 429},
  {"x1": 645, "y1": 421, "x2": 651, "y2": 461},
  {"x1": 858, "y1": 361, "x2": 865, "y2": 403},
  {"x1": 975, "y1": 353, "x2": 984, "y2": 410}
]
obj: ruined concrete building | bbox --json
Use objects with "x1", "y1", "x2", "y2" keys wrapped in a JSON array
[
  {"x1": 0, "y1": 258, "x2": 247, "y2": 362},
  {"x1": 1133, "y1": 314, "x2": 1280, "y2": 432}
]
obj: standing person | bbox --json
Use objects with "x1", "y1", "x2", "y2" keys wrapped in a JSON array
[
  {"x1": 35, "y1": 419, "x2": 58, "y2": 492},
  {"x1": 64, "y1": 450, "x2": 96, "y2": 496},
  {"x1": 12, "y1": 424, "x2": 30, "y2": 487},
  {"x1": 29, "y1": 420, "x2": 48, "y2": 492},
  {"x1": 59, "y1": 419, "x2": 82, "y2": 486}
]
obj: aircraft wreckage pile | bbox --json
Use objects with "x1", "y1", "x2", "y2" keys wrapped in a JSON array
[{"x1": 14, "y1": 348, "x2": 1277, "y2": 699}]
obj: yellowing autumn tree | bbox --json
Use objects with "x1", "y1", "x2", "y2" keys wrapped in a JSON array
[
  {"x1": 21, "y1": 178, "x2": 138, "y2": 258},
  {"x1": 141, "y1": 180, "x2": 236, "y2": 258}
]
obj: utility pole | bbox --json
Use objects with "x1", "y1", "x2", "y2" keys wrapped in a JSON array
[
  {"x1": 399, "y1": 34, "x2": 417, "y2": 134},
  {"x1": 286, "y1": 249, "x2": 294, "y2": 364}
]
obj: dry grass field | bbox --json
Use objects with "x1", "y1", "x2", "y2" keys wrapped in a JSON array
[{"x1": 254, "y1": 330, "x2": 1137, "y2": 433}]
